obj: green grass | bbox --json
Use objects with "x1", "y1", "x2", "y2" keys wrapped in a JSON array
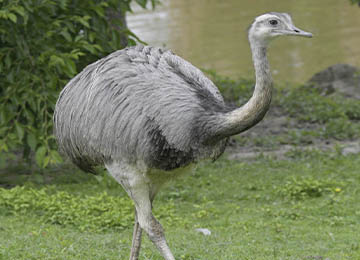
[
  {"x1": 1, "y1": 74, "x2": 360, "y2": 259},
  {"x1": 1, "y1": 151, "x2": 360, "y2": 260}
]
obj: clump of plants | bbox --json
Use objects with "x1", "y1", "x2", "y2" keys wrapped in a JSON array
[
  {"x1": 278, "y1": 87, "x2": 360, "y2": 140},
  {"x1": 279, "y1": 88, "x2": 345, "y2": 124},
  {"x1": 0, "y1": 185, "x2": 179, "y2": 232},
  {"x1": 278, "y1": 176, "x2": 343, "y2": 200}
]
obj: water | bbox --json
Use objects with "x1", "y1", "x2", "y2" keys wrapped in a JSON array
[{"x1": 127, "y1": 0, "x2": 360, "y2": 84}]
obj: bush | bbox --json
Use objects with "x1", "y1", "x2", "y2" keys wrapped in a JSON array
[{"x1": 0, "y1": 0, "x2": 157, "y2": 168}]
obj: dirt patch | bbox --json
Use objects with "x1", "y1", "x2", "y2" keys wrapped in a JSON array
[{"x1": 227, "y1": 139, "x2": 360, "y2": 161}]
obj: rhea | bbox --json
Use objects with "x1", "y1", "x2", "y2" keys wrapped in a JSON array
[{"x1": 54, "y1": 12, "x2": 312, "y2": 260}]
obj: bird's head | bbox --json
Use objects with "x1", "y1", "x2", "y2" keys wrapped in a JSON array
[{"x1": 248, "y1": 12, "x2": 312, "y2": 44}]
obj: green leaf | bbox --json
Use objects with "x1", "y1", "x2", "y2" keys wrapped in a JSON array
[
  {"x1": 58, "y1": 0, "x2": 68, "y2": 9},
  {"x1": 7, "y1": 13, "x2": 17, "y2": 23},
  {"x1": 11, "y1": 6, "x2": 25, "y2": 17},
  {"x1": 60, "y1": 29, "x2": 72, "y2": 42},
  {"x1": 88, "y1": 32, "x2": 96, "y2": 42},
  {"x1": 50, "y1": 150, "x2": 63, "y2": 164},
  {"x1": 136, "y1": 0, "x2": 148, "y2": 8},
  {"x1": 70, "y1": 49, "x2": 85, "y2": 59},
  {"x1": 91, "y1": 5, "x2": 105, "y2": 17},
  {"x1": 26, "y1": 133, "x2": 37, "y2": 151},
  {"x1": 35, "y1": 146, "x2": 47, "y2": 167},
  {"x1": 93, "y1": 44, "x2": 103, "y2": 51},
  {"x1": 0, "y1": 110, "x2": 7, "y2": 124},
  {"x1": 74, "y1": 34, "x2": 84, "y2": 42},
  {"x1": 83, "y1": 44, "x2": 96, "y2": 54},
  {"x1": 150, "y1": 0, "x2": 159, "y2": 9},
  {"x1": 15, "y1": 122, "x2": 24, "y2": 141},
  {"x1": 76, "y1": 16, "x2": 90, "y2": 28},
  {"x1": 125, "y1": 29, "x2": 147, "y2": 45},
  {"x1": 43, "y1": 156, "x2": 51, "y2": 167},
  {"x1": 5, "y1": 53, "x2": 11, "y2": 68},
  {"x1": 49, "y1": 55, "x2": 65, "y2": 67},
  {"x1": 0, "y1": 140, "x2": 9, "y2": 152},
  {"x1": 64, "y1": 58, "x2": 77, "y2": 77}
]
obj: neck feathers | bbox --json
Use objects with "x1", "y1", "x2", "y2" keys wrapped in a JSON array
[{"x1": 203, "y1": 38, "x2": 273, "y2": 142}]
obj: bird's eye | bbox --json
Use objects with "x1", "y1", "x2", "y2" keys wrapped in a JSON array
[{"x1": 269, "y1": 20, "x2": 278, "y2": 26}]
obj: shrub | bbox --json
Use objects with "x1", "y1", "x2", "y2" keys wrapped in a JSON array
[{"x1": 0, "y1": 0, "x2": 157, "y2": 168}]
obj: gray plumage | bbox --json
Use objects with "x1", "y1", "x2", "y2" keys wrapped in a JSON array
[
  {"x1": 54, "y1": 45, "x2": 229, "y2": 173},
  {"x1": 54, "y1": 13, "x2": 312, "y2": 260}
]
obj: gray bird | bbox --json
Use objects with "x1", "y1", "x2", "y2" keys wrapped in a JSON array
[{"x1": 54, "y1": 12, "x2": 312, "y2": 260}]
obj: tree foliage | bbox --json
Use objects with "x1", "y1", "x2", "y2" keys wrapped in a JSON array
[{"x1": 0, "y1": 0, "x2": 157, "y2": 168}]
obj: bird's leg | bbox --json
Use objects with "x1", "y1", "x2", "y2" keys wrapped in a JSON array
[
  {"x1": 105, "y1": 162, "x2": 175, "y2": 260},
  {"x1": 129, "y1": 209, "x2": 142, "y2": 260},
  {"x1": 136, "y1": 203, "x2": 174, "y2": 260},
  {"x1": 129, "y1": 182, "x2": 174, "y2": 260}
]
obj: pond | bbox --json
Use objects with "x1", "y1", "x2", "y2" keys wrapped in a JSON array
[{"x1": 127, "y1": 0, "x2": 360, "y2": 84}]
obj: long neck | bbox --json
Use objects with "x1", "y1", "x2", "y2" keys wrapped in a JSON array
[{"x1": 208, "y1": 39, "x2": 273, "y2": 141}]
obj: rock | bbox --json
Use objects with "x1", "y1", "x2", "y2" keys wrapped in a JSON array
[
  {"x1": 195, "y1": 228, "x2": 211, "y2": 236},
  {"x1": 342, "y1": 144, "x2": 360, "y2": 156},
  {"x1": 307, "y1": 64, "x2": 360, "y2": 99}
]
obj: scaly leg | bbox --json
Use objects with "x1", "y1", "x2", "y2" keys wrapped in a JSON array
[
  {"x1": 106, "y1": 162, "x2": 175, "y2": 260},
  {"x1": 135, "y1": 196, "x2": 174, "y2": 260},
  {"x1": 129, "y1": 209, "x2": 142, "y2": 260}
]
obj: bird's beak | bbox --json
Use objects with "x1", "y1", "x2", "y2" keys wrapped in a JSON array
[{"x1": 287, "y1": 26, "x2": 313, "y2": 38}]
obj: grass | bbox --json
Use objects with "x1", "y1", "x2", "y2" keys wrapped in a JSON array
[
  {"x1": 1, "y1": 150, "x2": 360, "y2": 260},
  {"x1": 1, "y1": 74, "x2": 360, "y2": 259}
]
